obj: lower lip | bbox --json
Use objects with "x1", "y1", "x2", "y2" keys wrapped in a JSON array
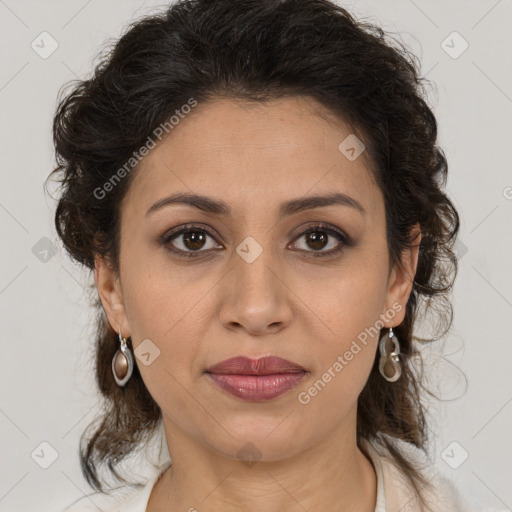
[{"x1": 206, "y1": 372, "x2": 307, "y2": 401}]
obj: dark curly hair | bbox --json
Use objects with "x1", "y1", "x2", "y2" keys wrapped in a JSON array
[{"x1": 47, "y1": 0, "x2": 459, "y2": 509}]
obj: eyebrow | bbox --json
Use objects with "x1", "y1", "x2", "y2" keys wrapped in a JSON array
[{"x1": 145, "y1": 191, "x2": 366, "y2": 218}]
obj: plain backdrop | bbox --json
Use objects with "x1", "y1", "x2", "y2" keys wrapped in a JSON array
[{"x1": 1, "y1": 0, "x2": 511, "y2": 511}]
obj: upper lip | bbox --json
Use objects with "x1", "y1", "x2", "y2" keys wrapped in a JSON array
[{"x1": 206, "y1": 356, "x2": 306, "y2": 375}]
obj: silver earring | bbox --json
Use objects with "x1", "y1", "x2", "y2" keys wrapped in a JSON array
[
  {"x1": 112, "y1": 330, "x2": 134, "y2": 387},
  {"x1": 378, "y1": 327, "x2": 401, "y2": 382}
]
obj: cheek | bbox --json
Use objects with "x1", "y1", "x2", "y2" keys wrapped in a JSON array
[
  {"x1": 120, "y1": 254, "x2": 217, "y2": 390},
  {"x1": 122, "y1": 280, "x2": 204, "y2": 425},
  {"x1": 303, "y1": 255, "x2": 387, "y2": 341},
  {"x1": 297, "y1": 260, "x2": 387, "y2": 401},
  {"x1": 121, "y1": 246, "x2": 207, "y2": 341}
]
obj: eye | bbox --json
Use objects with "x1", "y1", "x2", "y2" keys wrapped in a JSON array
[
  {"x1": 160, "y1": 224, "x2": 222, "y2": 257},
  {"x1": 290, "y1": 223, "x2": 349, "y2": 257},
  {"x1": 159, "y1": 222, "x2": 350, "y2": 259}
]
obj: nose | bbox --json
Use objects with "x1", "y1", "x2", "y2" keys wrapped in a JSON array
[{"x1": 219, "y1": 248, "x2": 293, "y2": 336}]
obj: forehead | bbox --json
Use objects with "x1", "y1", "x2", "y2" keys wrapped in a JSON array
[{"x1": 122, "y1": 96, "x2": 382, "y2": 222}]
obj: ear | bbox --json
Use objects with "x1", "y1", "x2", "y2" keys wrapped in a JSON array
[
  {"x1": 381, "y1": 223, "x2": 421, "y2": 326},
  {"x1": 94, "y1": 254, "x2": 131, "y2": 337}
]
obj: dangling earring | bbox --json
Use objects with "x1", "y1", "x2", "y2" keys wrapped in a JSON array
[
  {"x1": 378, "y1": 327, "x2": 401, "y2": 382},
  {"x1": 112, "y1": 330, "x2": 134, "y2": 387}
]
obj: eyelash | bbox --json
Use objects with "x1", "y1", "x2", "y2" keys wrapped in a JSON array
[{"x1": 159, "y1": 223, "x2": 350, "y2": 259}]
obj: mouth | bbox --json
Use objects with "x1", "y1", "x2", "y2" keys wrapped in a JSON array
[{"x1": 205, "y1": 356, "x2": 308, "y2": 402}]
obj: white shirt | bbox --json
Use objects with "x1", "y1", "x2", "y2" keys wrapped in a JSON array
[{"x1": 62, "y1": 439, "x2": 505, "y2": 512}]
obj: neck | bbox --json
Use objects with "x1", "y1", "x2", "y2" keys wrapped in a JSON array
[{"x1": 147, "y1": 409, "x2": 377, "y2": 512}]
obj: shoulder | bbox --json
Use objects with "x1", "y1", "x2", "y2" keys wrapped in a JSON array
[
  {"x1": 61, "y1": 490, "x2": 136, "y2": 512},
  {"x1": 60, "y1": 458, "x2": 171, "y2": 512},
  {"x1": 384, "y1": 458, "x2": 500, "y2": 512},
  {"x1": 60, "y1": 481, "x2": 152, "y2": 512},
  {"x1": 61, "y1": 493, "x2": 126, "y2": 512},
  {"x1": 363, "y1": 438, "x2": 506, "y2": 512}
]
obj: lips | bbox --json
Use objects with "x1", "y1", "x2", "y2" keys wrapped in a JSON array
[
  {"x1": 205, "y1": 356, "x2": 308, "y2": 402},
  {"x1": 206, "y1": 356, "x2": 306, "y2": 375}
]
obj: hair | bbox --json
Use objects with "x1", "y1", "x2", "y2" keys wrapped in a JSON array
[{"x1": 47, "y1": 0, "x2": 459, "y2": 509}]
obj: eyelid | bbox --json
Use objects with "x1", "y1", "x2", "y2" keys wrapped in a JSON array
[{"x1": 290, "y1": 222, "x2": 349, "y2": 243}]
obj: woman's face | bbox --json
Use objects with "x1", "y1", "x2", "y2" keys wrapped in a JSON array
[{"x1": 96, "y1": 95, "x2": 419, "y2": 461}]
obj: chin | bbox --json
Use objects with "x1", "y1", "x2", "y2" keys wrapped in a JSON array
[{"x1": 203, "y1": 421, "x2": 311, "y2": 463}]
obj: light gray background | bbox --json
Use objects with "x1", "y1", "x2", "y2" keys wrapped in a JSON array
[{"x1": 1, "y1": 0, "x2": 511, "y2": 511}]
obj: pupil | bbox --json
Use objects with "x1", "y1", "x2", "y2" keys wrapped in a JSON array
[
  {"x1": 307, "y1": 231, "x2": 327, "y2": 250},
  {"x1": 184, "y1": 231, "x2": 205, "y2": 250},
  {"x1": 181, "y1": 230, "x2": 329, "y2": 252}
]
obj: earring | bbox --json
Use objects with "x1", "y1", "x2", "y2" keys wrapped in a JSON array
[
  {"x1": 112, "y1": 330, "x2": 134, "y2": 387},
  {"x1": 378, "y1": 327, "x2": 401, "y2": 382}
]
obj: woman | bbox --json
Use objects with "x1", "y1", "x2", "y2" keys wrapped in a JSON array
[{"x1": 50, "y1": 0, "x2": 501, "y2": 510}]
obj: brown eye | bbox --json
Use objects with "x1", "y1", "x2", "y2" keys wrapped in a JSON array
[
  {"x1": 291, "y1": 224, "x2": 349, "y2": 257},
  {"x1": 304, "y1": 231, "x2": 329, "y2": 251},
  {"x1": 161, "y1": 225, "x2": 222, "y2": 257},
  {"x1": 181, "y1": 230, "x2": 208, "y2": 251},
  {"x1": 160, "y1": 223, "x2": 350, "y2": 259}
]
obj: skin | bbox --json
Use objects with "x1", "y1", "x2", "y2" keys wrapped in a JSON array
[{"x1": 95, "y1": 95, "x2": 421, "y2": 512}]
